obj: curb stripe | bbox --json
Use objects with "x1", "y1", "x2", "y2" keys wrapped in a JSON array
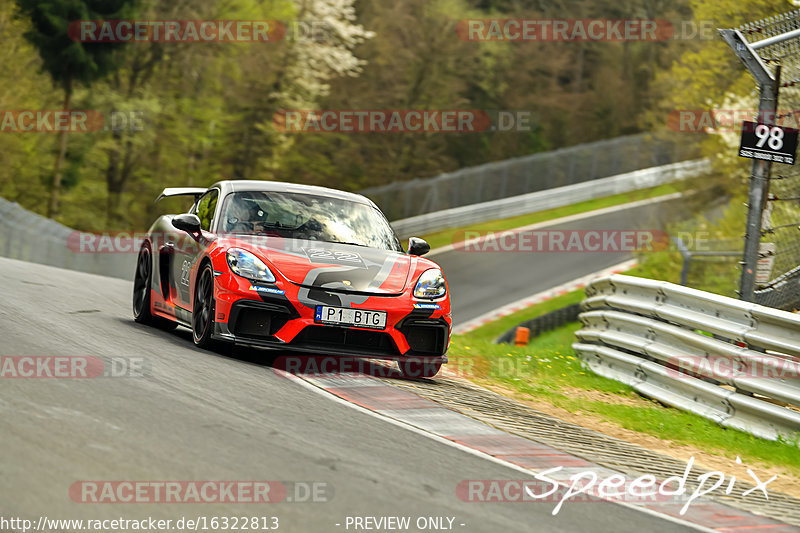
[{"x1": 281, "y1": 369, "x2": 798, "y2": 532}]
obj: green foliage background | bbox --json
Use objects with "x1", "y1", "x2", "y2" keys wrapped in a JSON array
[{"x1": 1, "y1": 0, "x2": 797, "y2": 235}]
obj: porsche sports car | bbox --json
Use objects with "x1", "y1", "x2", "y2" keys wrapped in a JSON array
[{"x1": 132, "y1": 180, "x2": 451, "y2": 377}]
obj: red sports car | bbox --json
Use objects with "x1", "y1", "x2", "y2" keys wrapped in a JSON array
[{"x1": 132, "y1": 180, "x2": 451, "y2": 377}]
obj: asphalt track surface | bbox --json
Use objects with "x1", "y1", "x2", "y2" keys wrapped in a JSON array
[
  {"x1": 0, "y1": 255, "x2": 703, "y2": 533},
  {"x1": 433, "y1": 195, "x2": 689, "y2": 325}
]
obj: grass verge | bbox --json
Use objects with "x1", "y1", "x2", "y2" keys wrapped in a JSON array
[
  {"x1": 420, "y1": 182, "x2": 681, "y2": 250},
  {"x1": 448, "y1": 289, "x2": 800, "y2": 473}
]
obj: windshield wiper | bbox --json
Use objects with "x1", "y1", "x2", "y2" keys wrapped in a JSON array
[{"x1": 328, "y1": 241, "x2": 368, "y2": 247}]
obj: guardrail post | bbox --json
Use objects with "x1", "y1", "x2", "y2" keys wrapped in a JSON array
[
  {"x1": 719, "y1": 29, "x2": 781, "y2": 302},
  {"x1": 742, "y1": 72, "x2": 780, "y2": 301},
  {"x1": 673, "y1": 237, "x2": 692, "y2": 286}
]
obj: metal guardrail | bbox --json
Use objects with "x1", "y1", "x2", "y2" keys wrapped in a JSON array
[
  {"x1": 573, "y1": 274, "x2": 800, "y2": 443},
  {"x1": 0, "y1": 158, "x2": 708, "y2": 281},
  {"x1": 390, "y1": 159, "x2": 710, "y2": 238},
  {"x1": 363, "y1": 133, "x2": 697, "y2": 221},
  {"x1": 495, "y1": 304, "x2": 581, "y2": 344},
  {"x1": 0, "y1": 197, "x2": 134, "y2": 280}
]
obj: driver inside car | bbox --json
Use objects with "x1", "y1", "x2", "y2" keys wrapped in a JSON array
[{"x1": 223, "y1": 193, "x2": 268, "y2": 233}]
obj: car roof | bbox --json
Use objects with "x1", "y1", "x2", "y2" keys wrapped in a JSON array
[{"x1": 209, "y1": 180, "x2": 376, "y2": 207}]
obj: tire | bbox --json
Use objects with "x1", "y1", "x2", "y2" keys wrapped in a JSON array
[
  {"x1": 399, "y1": 358, "x2": 442, "y2": 379},
  {"x1": 133, "y1": 245, "x2": 177, "y2": 330},
  {"x1": 192, "y1": 263, "x2": 216, "y2": 348}
]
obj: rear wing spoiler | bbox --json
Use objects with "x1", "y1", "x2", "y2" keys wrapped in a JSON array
[{"x1": 155, "y1": 187, "x2": 207, "y2": 203}]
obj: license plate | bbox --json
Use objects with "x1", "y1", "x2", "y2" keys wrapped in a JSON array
[{"x1": 314, "y1": 306, "x2": 387, "y2": 330}]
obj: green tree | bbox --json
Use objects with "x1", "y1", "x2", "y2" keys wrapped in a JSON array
[{"x1": 14, "y1": 0, "x2": 135, "y2": 217}]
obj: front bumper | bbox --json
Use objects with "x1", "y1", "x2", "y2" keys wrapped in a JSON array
[{"x1": 212, "y1": 273, "x2": 450, "y2": 361}]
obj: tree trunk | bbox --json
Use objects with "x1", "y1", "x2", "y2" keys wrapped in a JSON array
[
  {"x1": 574, "y1": 45, "x2": 584, "y2": 93},
  {"x1": 48, "y1": 77, "x2": 72, "y2": 218},
  {"x1": 106, "y1": 133, "x2": 138, "y2": 227},
  {"x1": 105, "y1": 140, "x2": 121, "y2": 226}
]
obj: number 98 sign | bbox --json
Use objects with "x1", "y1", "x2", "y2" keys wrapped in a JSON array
[{"x1": 739, "y1": 121, "x2": 799, "y2": 164}]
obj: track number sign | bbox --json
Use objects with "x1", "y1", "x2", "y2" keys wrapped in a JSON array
[{"x1": 739, "y1": 121, "x2": 798, "y2": 164}]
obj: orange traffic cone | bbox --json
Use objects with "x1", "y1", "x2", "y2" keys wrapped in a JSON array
[{"x1": 514, "y1": 326, "x2": 530, "y2": 346}]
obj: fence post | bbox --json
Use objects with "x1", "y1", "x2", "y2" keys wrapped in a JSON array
[
  {"x1": 673, "y1": 237, "x2": 692, "y2": 286},
  {"x1": 720, "y1": 28, "x2": 782, "y2": 302}
]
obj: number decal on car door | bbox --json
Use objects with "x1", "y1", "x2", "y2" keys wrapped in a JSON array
[{"x1": 180, "y1": 260, "x2": 191, "y2": 286}]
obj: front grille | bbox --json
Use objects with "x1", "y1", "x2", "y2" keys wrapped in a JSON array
[
  {"x1": 230, "y1": 300, "x2": 295, "y2": 339},
  {"x1": 398, "y1": 318, "x2": 449, "y2": 356},
  {"x1": 405, "y1": 326, "x2": 444, "y2": 353},
  {"x1": 291, "y1": 326, "x2": 400, "y2": 356},
  {"x1": 235, "y1": 308, "x2": 276, "y2": 337}
]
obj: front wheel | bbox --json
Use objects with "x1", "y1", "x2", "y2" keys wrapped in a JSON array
[
  {"x1": 399, "y1": 358, "x2": 442, "y2": 379},
  {"x1": 192, "y1": 263, "x2": 216, "y2": 348}
]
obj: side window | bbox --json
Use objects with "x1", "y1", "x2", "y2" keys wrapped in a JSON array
[{"x1": 195, "y1": 190, "x2": 219, "y2": 232}]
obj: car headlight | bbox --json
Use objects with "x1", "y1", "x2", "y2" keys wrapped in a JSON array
[
  {"x1": 413, "y1": 268, "x2": 446, "y2": 299},
  {"x1": 226, "y1": 248, "x2": 276, "y2": 282}
]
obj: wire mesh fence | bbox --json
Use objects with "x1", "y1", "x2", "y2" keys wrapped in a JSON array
[
  {"x1": 755, "y1": 18, "x2": 800, "y2": 310},
  {"x1": 751, "y1": 12, "x2": 800, "y2": 310},
  {"x1": 360, "y1": 133, "x2": 698, "y2": 221},
  {"x1": 739, "y1": 10, "x2": 800, "y2": 88},
  {"x1": 725, "y1": 11, "x2": 800, "y2": 311},
  {"x1": 756, "y1": 158, "x2": 800, "y2": 310},
  {"x1": 672, "y1": 237, "x2": 742, "y2": 298}
]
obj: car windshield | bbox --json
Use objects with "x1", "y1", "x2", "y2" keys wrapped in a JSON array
[{"x1": 220, "y1": 191, "x2": 402, "y2": 252}]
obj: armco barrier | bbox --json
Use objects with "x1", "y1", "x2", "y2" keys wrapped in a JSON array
[
  {"x1": 495, "y1": 303, "x2": 581, "y2": 344},
  {"x1": 389, "y1": 159, "x2": 710, "y2": 238},
  {"x1": 1, "y1": 158, "x2": 710, "y2": 279},
  {"x1": 573, "y1": 275, "x2": 800, "y2": 443},
  {"x1": 363, "y1": 133, "x2": 698, "y2": 221},
  {"x1": 0, "y1": 197, "x2": 134, "y2": 280}
]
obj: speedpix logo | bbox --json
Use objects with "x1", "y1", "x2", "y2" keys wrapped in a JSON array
[{"x1": 457, "y1": 457, "x2": 776, "y2": 516}]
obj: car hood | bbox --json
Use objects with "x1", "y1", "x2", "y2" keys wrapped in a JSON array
[{"x1": 220, "y1": 235, "x2": 412, "y2": 295}]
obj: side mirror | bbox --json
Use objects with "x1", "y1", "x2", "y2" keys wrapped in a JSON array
[
  {"x1": 407, "y1": 237, "x2": 430, "y2": 256},
  {"x1": 172, "y1": 213, "x2": 202, "y2": 235}
]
